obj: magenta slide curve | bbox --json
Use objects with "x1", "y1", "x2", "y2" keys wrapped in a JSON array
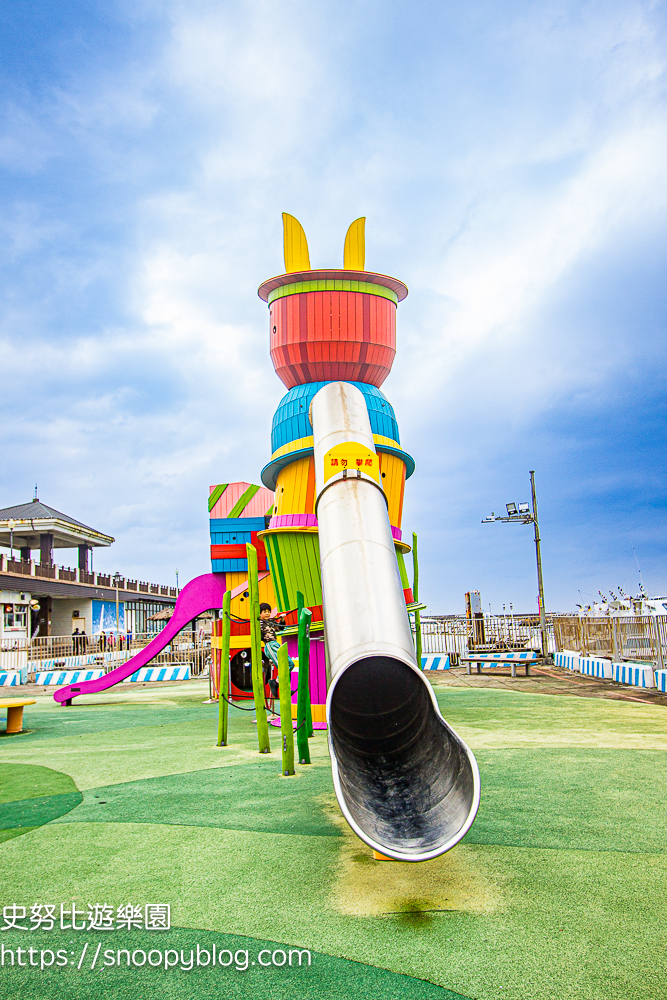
[{"x1": 53, "y1": 573, "x2": 227, "y2": 705}]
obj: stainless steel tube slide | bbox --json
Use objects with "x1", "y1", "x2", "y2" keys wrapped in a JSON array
[{"x1": 311, "y1": 381, "x2": 480, "y2": 861}]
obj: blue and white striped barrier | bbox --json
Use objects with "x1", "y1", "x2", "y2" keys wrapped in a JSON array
[
  {"x1": 579, "y1": 656, "x2": 612, "y2": 679},
  {"x1": 422, "y1": 655, "x2": 450, "y2": 671},
  {"x1": 122, "y1": 665, "x2": 190, "y2": 683},
  {"x1": 36, "y1": 669, "x2": 106, "y2": 686},
  {"x1": 466, "y1": 651, "x2": 538, "y2": 662},
  {"x1": 0, "y1": 671, "x2": 23, "y2": 687},
  {"x1": 611, "y1": 662, "x2": 654, "y2": 688},
  {"x1": 554, "y1": 650, "x2": 580, "y2": 671},
  {"x1": 30, "y1": 650, "x2": 130, "y2": 672},
  {"x1": 655, "y1": 671, "x2": 667, "y2": 693}
]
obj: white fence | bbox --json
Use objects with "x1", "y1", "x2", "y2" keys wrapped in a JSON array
[
  {"x1": 553, "y1": 616, "x2": 667, "y2": 669},
  {"x1": 2, "y1": 631, "x2": 211, "y2": 683}
]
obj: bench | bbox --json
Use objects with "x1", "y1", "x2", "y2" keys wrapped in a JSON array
[
  {"x1": 461, "y1": 651, "x2": 539, "y2": 678},
  {"x1": 0, "y1": 699, "x2": 37, "y2": 734}
]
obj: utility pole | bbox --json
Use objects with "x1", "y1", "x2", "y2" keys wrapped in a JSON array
[
  {"x1": 530, "y1": 471, "x2": 548, "y2": 659},
  {"x1": 482, "y1": 471, "x2": 550, "y2": 659},
  {"x1": 113, "y1": 572, "x2": 121, "y2": 639}
]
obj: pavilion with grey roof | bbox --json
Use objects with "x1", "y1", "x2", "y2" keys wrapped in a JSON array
[{"x1": 0, "y1": 497, "x2": 114, "y2": 571}]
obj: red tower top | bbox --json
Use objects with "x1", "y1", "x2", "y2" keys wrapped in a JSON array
[{"x1": 258, "y1": 217, "x2": 408, "y2": 389}]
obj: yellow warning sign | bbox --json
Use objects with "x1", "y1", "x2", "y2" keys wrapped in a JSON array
[{"x1": 323, "y1": 442, "x2": 380, "y2": 484}]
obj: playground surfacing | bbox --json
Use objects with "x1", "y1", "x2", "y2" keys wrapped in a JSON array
[{"x1": 1, "y1": 671, "x2": 666, "y2": 1000}]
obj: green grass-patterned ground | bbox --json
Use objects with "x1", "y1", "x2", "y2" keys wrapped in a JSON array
[{"x1": 1, "y1": 676, "x2": 666, "y2": 1000}]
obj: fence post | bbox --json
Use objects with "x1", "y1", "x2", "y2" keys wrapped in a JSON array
[
  {"x1": 278, "y1": 642, "x2": 295, "y2": 775},
  {"x1": 246, "y1": 543, "x2": 270, "y2": 754},
  {"x1": 217, "y1": 592, "x2": 231, "y2": 747},
  {"x1": 650, "y1": 616, "x2": 665, "y2": 672},
  {"x1": 611, "y1": 618, "x2": 620, "y2": 662}
]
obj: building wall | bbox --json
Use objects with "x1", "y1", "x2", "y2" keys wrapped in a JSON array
[
  {"x1": 49, "y1": 598, "x2": 94, "y2": 638},
  {"x1": 1, "y1": 589, "x2": 31, "y2": 642}
]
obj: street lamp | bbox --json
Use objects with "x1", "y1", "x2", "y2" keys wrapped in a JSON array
[
  {"x1": 482, "y1": 471, "x2": 549, "y2": 658},
  {"x1": 112, "y1": 572, "x2": 122, "y2": 638},
  {"x1": 7, "y1": 520, "x2": 15, "y2": 561},
  {"x1": 175, "y1": 568, "x2": 179, "y2": 593}
]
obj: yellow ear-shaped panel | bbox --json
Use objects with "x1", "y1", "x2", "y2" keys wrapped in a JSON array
[
  {"x1": 282, "y1": 213, "x2": 311, "y2": 273},
  {"x1": 343, "y1": 217, "x2": 366, "y2": 270}
]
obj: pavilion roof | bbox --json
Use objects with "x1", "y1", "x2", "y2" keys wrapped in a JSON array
[{"x1": 0, "y1": 499, "x2": 114, "y2": 548}]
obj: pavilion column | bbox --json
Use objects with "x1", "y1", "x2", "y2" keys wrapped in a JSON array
[
  {"x1": 40, "y1": 533, "x2": 54, "y2": 567},
  {"x1": 78, "y1": 545, "x2": 91, "y2": 572},
  {"x1": 20, "y1": 546, "x2": 31, "y2": 562}
]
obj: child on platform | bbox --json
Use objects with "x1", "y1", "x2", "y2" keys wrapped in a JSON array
[{"x1": 259, "y1": 603, "x2": 295, "y2": 687}]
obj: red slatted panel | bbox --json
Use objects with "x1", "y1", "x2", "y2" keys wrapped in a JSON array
[
  {"x1": 210, "y1": 540, "x2": 267, "y2": 571},
  {"x1": 269, "y1": 292, "x2": 396, "y2": 389}
]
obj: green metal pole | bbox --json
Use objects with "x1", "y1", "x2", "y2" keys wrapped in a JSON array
[
  {"x1": 217, "y1": 591, "x2": 231, "y2": 747},
  {"x1": 296, "y1": 601, "x2": 312, "y2": 764},
  {"x1": 246, "y1": 543, "x2": 270, "y2": 753},
  {"x1": 296, "y1": 591, "x2": 313, "y2": 737},
  {"x1": 412, "y1": 531, "x2": 423, "y2": 669},
  {"x1": 277, "y1": 642, "x2": 295, "y2": 775}
]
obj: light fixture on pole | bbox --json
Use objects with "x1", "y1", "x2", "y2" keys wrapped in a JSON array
[
  {"x1": 112, "y1": 572, "x2": 122, "y2": 637},
  {"x1": 482, "y1": 471, "x2": 549, "y2": 658},
  {"x1": 7, "y1": 520, "x2": 16, "y2": 560},
  {"x1": 175, "y1": 568, "x2": 179, "y2": 593}
]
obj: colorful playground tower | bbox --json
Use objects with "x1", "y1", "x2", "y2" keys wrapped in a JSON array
[{"x1": 209, "y1": 215, "x2": 416, "y2": 723}]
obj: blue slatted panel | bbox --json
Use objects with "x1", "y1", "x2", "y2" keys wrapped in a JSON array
[
  {"x1": 210, "y1": 530, "x2": 253, "y2": 545},
  {"x1": 209, "y1": 517, "x2": 266, "y2": 531},
  {"x1": 211, "y1": 559, "x2": 248, "y2": 573},
  {"x1": 271, "y1": 381, "x2": 400, "y2": 452}
]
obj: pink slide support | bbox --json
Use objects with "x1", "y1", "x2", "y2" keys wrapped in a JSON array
[{"x1": 53, "y1": 573, "x2": 227, "y2": 704}]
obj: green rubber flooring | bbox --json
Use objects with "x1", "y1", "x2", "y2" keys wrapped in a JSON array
[{"x1": 0, "y1": 678, "x2": 665, "y2": 1000}]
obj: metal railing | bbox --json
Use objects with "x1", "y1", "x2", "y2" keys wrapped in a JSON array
[
  {"x1": 553, "y1": 615, "x2": 667, "y2": 669},
  {"x1": 0, "y1": 554, "x2": 178, "y2": 597},
  {"x1": 417, "y1": 614, "x2": 557, "y2": 657},
  {"x1": 0, "y1": 631, "x2": 211, "y2": 681}
]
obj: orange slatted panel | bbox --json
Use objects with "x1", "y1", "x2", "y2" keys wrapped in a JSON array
[{"x1": 305, "y1": 457, "x2": 316, "y2": 513}]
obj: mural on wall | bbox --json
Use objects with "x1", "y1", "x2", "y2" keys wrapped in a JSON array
[{"x1": 91, "y1": 600, "x2": 125, "y2": 634}]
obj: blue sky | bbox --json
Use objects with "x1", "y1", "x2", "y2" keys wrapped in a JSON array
[{"x1": 1, "y1": 0, "x2": 666, "y2": 612}]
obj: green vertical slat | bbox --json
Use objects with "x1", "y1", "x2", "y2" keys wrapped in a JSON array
[
  {"x1": 296, "y1": 535, "x2": 314, "y2": 606},
  {"x1": 264, "y1": 535, "x2": 289, "y2": 611},
  {"x1": 296, "y1": 598, "x2": 312, "y2": 763},
  {"x1": 278, "y1": 643, "x2": 295, "y2": 776},
  {"x1": 304, "y1": 533, "x2": 323, "y2": 605},
  {"x1": 396, "y1": 550, "x2": 410, "y2": 590},
  {"x1": 246, "y1": 543, "x2": 270, "y2": 753},
  {"x1": 217, "y1": 590, "x2": 231, "y2": 746},
  {"x1": 313, "y1": 535, "x2": 323, "y2": 605},
  {"x1": 277, "y1": 534, "x2": 292, "y2": 608},
  {"x1": 412, "y1": 531, "x2": 422, "y2": 670},
  {"x1": 282, "y1": 534, "x2": 299, "y2": 609}
]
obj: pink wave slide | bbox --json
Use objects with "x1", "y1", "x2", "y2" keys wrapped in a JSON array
[{"x1": 53, "y1": 573, "x2": 228, "y2": 704}]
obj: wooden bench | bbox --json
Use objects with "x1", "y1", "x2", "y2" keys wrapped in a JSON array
[
  {"x1": 461, "y1": 651, "x2": 539, "y2": 678},
  {"x1": 0, "y1": 699, "x2": 37, "y2": 734}
]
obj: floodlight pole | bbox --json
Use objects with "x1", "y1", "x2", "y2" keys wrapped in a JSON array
[
  {"x1": 113, "y1": 572, "x2": 121, "y2": 639},
  {"x1": 482, "y1": 470, "x2": 549, "y2": 659},
  {"x1": 529, "y1": 471, "x2": 548, "y2": 658}
]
